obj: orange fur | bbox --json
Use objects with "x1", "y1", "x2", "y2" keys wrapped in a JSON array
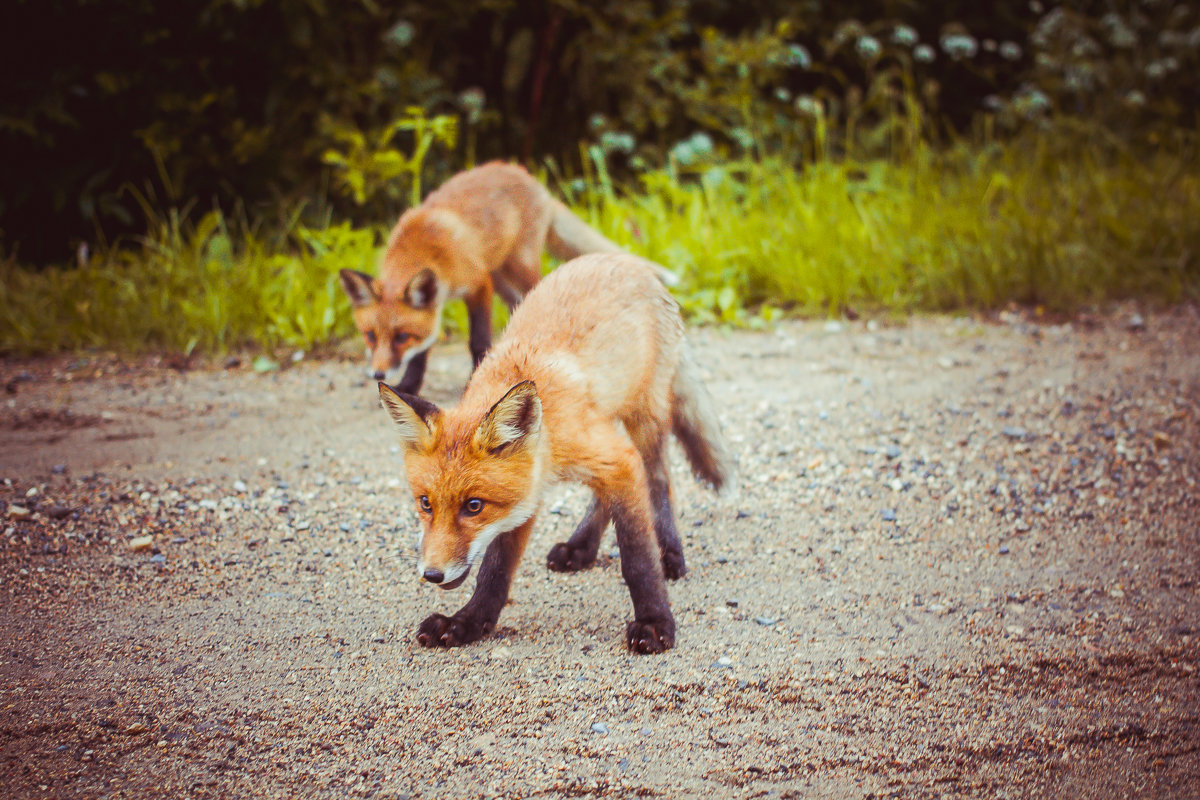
[
  {"x1": 379, "y1": 253, "x2": 733, "y2": 653},
  {"x1": 341, "y1": 161, "x2": 623, "y2": 391}
]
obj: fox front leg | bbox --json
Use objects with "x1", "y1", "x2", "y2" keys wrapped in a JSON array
[
  {"x1": 394, "y1": 349, "x2": 428, "y2": 396},
  {"x1": 416, "y1": 518, "x2": 533, "y2": 648}
]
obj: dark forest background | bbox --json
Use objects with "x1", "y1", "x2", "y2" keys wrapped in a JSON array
[{"x1": 3, "y1": 0, "x2": 1197, "y2": 265}]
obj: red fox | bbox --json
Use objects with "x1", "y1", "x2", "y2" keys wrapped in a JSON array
[
  {"x1": 378, "y1": 252, "x2": 733, "y2": 653},
  {"x1": 340, "y1": 161, "x2": 627, "y2": 394}
]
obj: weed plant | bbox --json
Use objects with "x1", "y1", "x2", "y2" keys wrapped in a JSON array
[{"x1": 2, "y1": 124, "x2": 1196, "y2": 356}]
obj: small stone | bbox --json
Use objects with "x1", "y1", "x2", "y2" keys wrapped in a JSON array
[
  {"x1": 128, "y1": 535, "x2": 153, "y2": 552},
  {"x1": 726, "y1": 599, "x2": 739, "y2": 608},
  {"x1": 124, "y1": 722, "x2": 148, "y2": 735},
  {"x1": 881, "y1": 508, "x2": 897, "y2": 522},
  {"x1": 339, "y1": 522, "x2": 352, "y2": 532},
  {"x1": 998, "y1": 545, "x2": 1010, "y2": 555},
  {"x1": 47, "y1": 505, "x2": 72, "y2": 520},
  {"x1": 823, "y1": 320, "x2": 845, "y2": 333},
  {"x1": 1005, "y1": 625, "x2": 1025, "y2": 636},
  {"x1": 1127, "y1": 313, "x2": 1145, "y2": 331},
  {"x1": 51, "y1": 464, "x2": 67, "y2": 475},
  {"x1": 1153, "y1": 432, "x2": 1172, "y2": 451},
  {"x1": 233, "y1": 480, "x2": 247, "y2": 493},
  {"x1": 590, "y1": 722, "x2": 609, "y2": 735},
  {"x1": 489, "y1": 646, "x2": 513, "y2": 661},
  {"x1": 293, "y1": 520, "x2": 310, "y2": 531},
  {"x1": 149, "y1": 554, "x2": 166, "y2": 564},
  {"x1": 831, "y1": 544, "x2": 843, "y2": 554},
  {"x1": 6, "y1": 505, "x2": 31, "y2": 520},
  {"x1": 640, "y1": 727, "x2": 652, "y2": 736},
  {"x1": 716, "y1": 655, "x2": 733, "y2": 667},
  {"x1": 1002, "y1": 426, "x2": 1027, "y2": 439},
  {"x1": 754, "y1": 616, "x2": 777, "y2": 626},
  {"x1": 884, "y1": 444, "x2": 902, "y2": 459},
  {"x1": 171, "y1": 536, "x2": 188, "y2": 545}
]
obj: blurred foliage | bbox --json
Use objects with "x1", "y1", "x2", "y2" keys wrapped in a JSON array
[
  {"x1": 4, "y1": 1, "x2": 1199, "y2": 263},
  {"x1": 3, "y1": 121, "x2": 1197, "y2": 356}
]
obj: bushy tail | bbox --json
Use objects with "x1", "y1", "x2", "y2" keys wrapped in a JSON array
[
  {"x1": 671, "y1": 346, "x2": 736, "y2": 494},
  {"x1": 547, "y1": 201, "x2": 679, "y2": 286}
]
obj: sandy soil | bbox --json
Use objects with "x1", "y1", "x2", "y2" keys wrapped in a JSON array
[{"x1": 1, "y1": 308, "x2": 1198, "y2": 799}]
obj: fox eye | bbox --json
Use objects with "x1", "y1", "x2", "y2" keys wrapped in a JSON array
[
  {"x1": 393, "y1": 332, "x2": 412, "y2": 347},
  {"x1": 417, "y1": 495, "x2": 432, "y2": 513},
  {"x1": 462, "y1": 498, "x2": 485, "y2": 516},
  {"x1": 365, "y1": 331, "x2": 377, "y2": 347}
]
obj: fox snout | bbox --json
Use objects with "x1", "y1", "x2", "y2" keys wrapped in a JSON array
[{"x1": 418, "y1": 559, "x2": 471, "y2": 590}]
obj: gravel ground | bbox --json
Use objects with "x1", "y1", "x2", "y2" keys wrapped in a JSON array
[{"x1": 1, "y1": 308, "x2": 1198, "y2": 799}]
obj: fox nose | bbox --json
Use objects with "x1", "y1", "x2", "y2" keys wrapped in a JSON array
[
  {"x1": 372, "y1": 370, "x2": 386, "y2": 381},
  {"x1": 422, "y1": 567, "x2": 445, "y2": 584}
]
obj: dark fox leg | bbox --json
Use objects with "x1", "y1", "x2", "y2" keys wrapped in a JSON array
[
  {"x1": 492, "y1": 275, "x2": 524, "y2": 311},
  {"x1": 596, "y1": 452, "x2": 674, "y2": 654},
  {"x1": 394, "y1": 349, "x2": 428, "y2": 395},
  {"x1": 416, "y1": 518, "x2": 534, "y2": 648},
  {"x1": 546, "y1": 496, "x2": 609, "y2": 572},
  {"x1": 464, "y1": 285, "x2": 495, "y2": 370},
  {"x1": 645, "y1": 448, "x2": 685, "y2": 580}
]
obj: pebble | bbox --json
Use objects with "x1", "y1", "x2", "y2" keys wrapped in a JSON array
[
  {"x1": 128, "y1": 535, "x2": 153, "y2": 551},
  {"x1": 999, "y1": 545, "x2": 1010, "y2": 555},
  {"x1": 233, "y1": 480, "x2": 247, "y2": 493},
  {"x1": 754, "y1": 616, "x2": 778, "y2": 626},
  {"x1": 149, "y1": 554, "x2": 166, "y2": 564},
  {"x1": 47, "y1": 505, "x2": 72, "y2": 520},
  {"x1": 726, "y1": 599, "x2": 739, "y2": 608},
  {"x1": 51, "y1": 464, "x2": 67, "y2": 474},
  {"x1": 1001, "y1": 426, "x2": 1027, "y2": 439},
  {"x1": 590, "y1": 722, "x2": 609, "y2": 735},
  {"x1": 884, "y1": 444, "x2": 902, "y2": 459},
  {"x1": 7, "y1": 505, "x2": 31, "y2": 520},
  {"x1": 1127, "y1": 313, "x2": 1145, "y2": 331},
  {"x1": 716, "y1": 655, "x2": 733, "y2": 667},
  {"x1": 881, "y1": 508, "x2": 897, "y2": 522}
]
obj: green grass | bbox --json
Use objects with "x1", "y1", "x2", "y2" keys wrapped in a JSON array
[
  {"x1": 2, "y1": 126, "x2": 1197, "y2": 356},
  {"x1": 584, "y1": 130, "x2": 1200, "y2": 323}
]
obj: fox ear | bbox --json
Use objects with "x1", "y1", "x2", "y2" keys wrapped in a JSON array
[
  {"x1": 339, "y1": 269, "x2": 378, "y2": 308},
  {"x1": 474, "y1": 381, "x2": 541, "y2": 454},
  {"x1": 404, "y1": 268, "x2": 440, "y2": 309},
  {"x1": 379, "y1": 382, "x2": 440, "y2": 450}
]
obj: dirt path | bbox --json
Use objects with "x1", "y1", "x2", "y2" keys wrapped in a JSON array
[{"x1": 2, "y1": 309, "x2": 1198, "y2": 799}]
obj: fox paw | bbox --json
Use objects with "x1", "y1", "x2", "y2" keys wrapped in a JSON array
[
  {"x1": 626, "y1": 618, "x2": 675, "y2": 654},
  {"x1": 416, "y1": 613, "x2": 492, "y2": 648},
  {"x1": 546, "y1": 541, "x2": 596, "y2": 573},
  {"x1": 661, "y1": 548, "x2": 687, "y2": 580}
]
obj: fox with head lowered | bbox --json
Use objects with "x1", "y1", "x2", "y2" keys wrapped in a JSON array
[
  {"x1": 378, "y1": 253, "x2": 734, "y2": 653},
  {"x1": 340, "y1": 161, "x2": 632, "y2": 395}
]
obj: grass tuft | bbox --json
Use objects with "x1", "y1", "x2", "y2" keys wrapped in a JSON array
[{"x1": 2, "y1": 125, "x2": 1197, "y2": 356}]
